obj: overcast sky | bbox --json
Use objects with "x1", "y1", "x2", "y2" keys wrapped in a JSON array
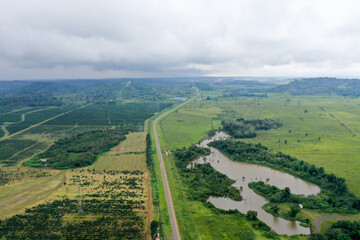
[{"x1": 1, "y1": 0, "x2": 360, "y2": 80}]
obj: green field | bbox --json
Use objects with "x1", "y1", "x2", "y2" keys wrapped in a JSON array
[
  {"x1": 243, "y1": 96, "x2": 360, "y2": 196},
  {"x1": 154, "y1": 87, "x2": 360, "y2": 239},
  {"x1": 160, "y1": 94, "x2": 360, "y2": 197}
]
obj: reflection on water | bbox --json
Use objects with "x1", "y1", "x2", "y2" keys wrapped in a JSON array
[{"x1": 190, "y1": 132, "x2": 321, "y2": 235}]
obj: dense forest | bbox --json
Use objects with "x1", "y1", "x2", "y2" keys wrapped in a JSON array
[
  {"x1": 271, "y1": 77, "x2": 360, "y2": 96},
  {"x1": 221, "y1": 118, "x2": 282, "y2": 138},
  {"x1": 211, "y1": 139, "x2": 360, "y2": 213},
  {"x1": 24, "y1": 129, "x2": 128, "y2": 169}
]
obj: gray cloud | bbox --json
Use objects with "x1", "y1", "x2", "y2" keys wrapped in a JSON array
[{"x1": 1, "y1": 0, "x2": 360, "y2": 79}]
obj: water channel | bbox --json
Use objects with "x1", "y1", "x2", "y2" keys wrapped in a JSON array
[{"x1": 189, "y1": 132, "x2": 321, "y2": 235}]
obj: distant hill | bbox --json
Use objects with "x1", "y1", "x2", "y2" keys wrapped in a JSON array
[
  {"x1": 0, "y1": 79, "x2": 175, "y2": 106},
  {"x1": 271, "y1": 78, "x2": 360, "y2": 96}
]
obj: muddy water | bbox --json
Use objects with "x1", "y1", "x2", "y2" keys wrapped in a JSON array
[{"x1": 190, "y1": 132, "x2": 321, "y2": 235}]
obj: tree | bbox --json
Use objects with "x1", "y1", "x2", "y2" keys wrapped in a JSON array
[
  {"x1": 246, "y1": 210, "x2": 258, "y2": 220},
  {"x1": 272, "y1": 205, "x2": 279, "y2": 215},
  {"x1": 284, "y1": 187, "x2": 291, "y2": 199},
  {"x1": 289, "y1": 205, "x2": 300, "y2": 217},
  {"x1": 150, "y1": 220, "x2": 160, "y2": 237}
]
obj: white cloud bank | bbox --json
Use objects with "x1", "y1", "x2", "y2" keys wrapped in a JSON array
[{"x1": 1, "y1": 0, "x2": 360, "y2": 79}]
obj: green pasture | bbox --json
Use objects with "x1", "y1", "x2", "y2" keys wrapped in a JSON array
[
  {"x1": 242, "y1": 96, "x2": 360, "y2": 196},
  {"x1": 160, "y1": 94, "x2": 360, "y2": 196},
  {"x1": 157, "y1": 90, "x2": 360, "y2": 238}
]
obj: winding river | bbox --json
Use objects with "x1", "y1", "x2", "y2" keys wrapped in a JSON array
[{"x1": 189, "y1": 132, "x2": 321, "y2": 235}]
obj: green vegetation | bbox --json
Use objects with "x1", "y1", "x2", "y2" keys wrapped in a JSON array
[
  {"x1": 2, "y1": 78, "x2": 360, "y2": 239},
  {"x1": 222, "y1": 117, "x2": 282, "y2": 138},
  {"x1": 24, "y1": 129, "x2": 128, "y2": 169},
  {"x1": 212, "y1": 139, "x2": 360, "y2": 213},
  {"x1": 146, "y1": 133, "x2": 152, "y2": 166},
  {"x1": 92, "y1": 132, "x2": 148, "y2": 171},
  {"x1": 0, "y1": 139, "x2": 38, "y2": 164},
  {"x1": 194, "y1": 82, "x2": 214, "y2": 91},
  {"x1": 46, "y1": 103, "x2": 172, "y2": 129},
  {"x1": 271, "y1": 77, "x2": 360, "y2": 97},
  {"x1": 5, "y1": 141, "x2": 51, "y2": 166},
  {"x1": 4, "y1": 105, "x2": 78, "y2": 135},
  {"x1": 174, "y1": 145, "x2": 241, "y2": 202},
  {"x1": 309, "y1": 220, "x2": 360, "y2": 240}
]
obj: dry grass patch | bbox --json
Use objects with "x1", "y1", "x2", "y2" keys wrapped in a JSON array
[
  {"x1": 110, "y1": 132, "x2": 146, "y2": 154},
  {"x1": 0, "y1": 169, "x2": 64, "y2": 219},
  {"x1": 92, "y1": 154, "x2": 147, "y2": 171}
]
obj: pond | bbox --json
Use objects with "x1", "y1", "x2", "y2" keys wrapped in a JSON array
[{"x1": 190, "y1": 132, "x2": 321, "y2": 235}]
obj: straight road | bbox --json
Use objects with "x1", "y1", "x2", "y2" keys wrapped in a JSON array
[{"x1": 153, "y1": 89, "x2": 199, "y2": 240}]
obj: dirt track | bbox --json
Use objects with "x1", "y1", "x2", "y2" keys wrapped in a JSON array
[{"x1": 315, "y1": 215, "x2": 360, "y2": 233}]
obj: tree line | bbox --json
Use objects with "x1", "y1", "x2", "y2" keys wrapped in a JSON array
[{"x1": 221, "y1": 118, "x2": 282, "y2": 138}]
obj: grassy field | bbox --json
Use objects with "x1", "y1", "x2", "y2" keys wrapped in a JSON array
[
  {"x1": 92, "y1": 132, "x2": 148, "y2": 171},
  {"x1": 110, "y1": 132, "x2": 146, "y2": 154},
  {"x1": 161, "y1": 94, "x2": 360, "y2": 196},
  {"x1": 156, "y1": 97, "x2": 306, "y2": 239},
  {"x1": 242, "y1": 95, "x2": 360, "y2": 196},
  {"x1": 156, "y1": 90, "x2": 360, "y2": 239},
  {"x1": 0, "y1": 169, "x2": 63, "y2": 219},
  {"x1": 93, "y1": 154, "x2": 147, "y2": 170}
]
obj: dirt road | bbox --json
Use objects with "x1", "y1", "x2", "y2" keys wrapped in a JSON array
[
  {"x1": 153, "y1": 90, "x2": 199, "y2": 240},
  {"x1": 315, "y1": 215, "x2": 360, "y2": 233}
]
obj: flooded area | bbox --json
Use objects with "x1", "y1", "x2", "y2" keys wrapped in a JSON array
[{"x1": 190, "y1": 132, "x2": 321, "y2": 235}]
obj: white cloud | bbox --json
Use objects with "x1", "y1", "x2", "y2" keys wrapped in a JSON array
[{"x1": 1, "y1": 0, "x2": 360, "y2": 79}]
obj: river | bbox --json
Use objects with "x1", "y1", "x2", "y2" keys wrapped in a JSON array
[{"x1": 189, "y1": 132, "x2": 321, "y2": 235}]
